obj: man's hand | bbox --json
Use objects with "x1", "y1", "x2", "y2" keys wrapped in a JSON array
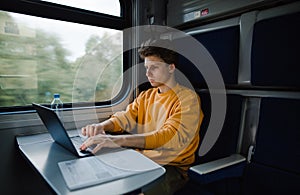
[
  {"x1": 80, "y1": 134, "x2": 121, "y2": 154},
  {"x1": 81, "y1": 123, "x2": 106, "y2": 137}
]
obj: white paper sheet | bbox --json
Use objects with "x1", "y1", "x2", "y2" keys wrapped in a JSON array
[{"x1": 58, "y1": 149, "x2": 161, "y2": 190}]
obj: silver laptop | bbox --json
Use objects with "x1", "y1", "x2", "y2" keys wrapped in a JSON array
[{"x1": 32, "y1": 103, "x2": 93, "y2": 157}]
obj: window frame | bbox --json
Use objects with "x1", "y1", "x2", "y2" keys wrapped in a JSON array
[{"x1": 0, "y1": 0, "x2": 132, "y2": 114}]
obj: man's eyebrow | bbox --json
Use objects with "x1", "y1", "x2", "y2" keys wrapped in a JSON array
[{"x1": 144, "y1": 62, "x2": 153, "y2": 66}]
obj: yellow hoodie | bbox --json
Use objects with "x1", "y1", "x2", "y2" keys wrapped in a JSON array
[{"x1": 109, "y1": 84, "x2": 203, "y2": 171}]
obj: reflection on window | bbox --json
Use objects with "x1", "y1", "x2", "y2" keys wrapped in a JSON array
[
  {"x1": 42, "y1": 0, "x2": 121, "y2": 17},
  {"x1": 0, "y1": 10, "x2": 123, "y2": 107}
]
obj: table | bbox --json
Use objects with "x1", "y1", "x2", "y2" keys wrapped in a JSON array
[{"x1": 16, "y1": 132, "x2": 165, "y2": 195}]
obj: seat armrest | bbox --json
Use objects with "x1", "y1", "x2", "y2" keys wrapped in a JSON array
[
  {"x1": 189, "y1": 154, "x2": 246, "y2": 184},
  {"x1": 190, "y1": 154, "x2": 246, "y2": 174}
]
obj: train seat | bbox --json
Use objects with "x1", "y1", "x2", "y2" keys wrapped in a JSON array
[
  {"x1": 251, "y1": 11, "x2": 300, "y2": 89},
  {"x1": 182, "y1": 96, "x2": 300, "y2": 195},
  {"x1": 195, "y1": 91, "x2": 244, "y2": 164},
  {"x1": 181, "y1": 91, "x2": 246, "y2": 194},
  {"x1": 241, "y1": 97, "x2": 300, "y2": 194}
]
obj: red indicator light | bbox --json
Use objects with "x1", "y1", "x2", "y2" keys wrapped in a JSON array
[{"x1": 201, "y1": 8, "x2": 209, "y2": 16}]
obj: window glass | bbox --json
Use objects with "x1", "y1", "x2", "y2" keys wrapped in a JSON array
[
  {"x1": 0, "y1": 10, "x2": 123, "y2": 107},
  {"x1": 42, "y1": 0, "x2": 121, "y2": 17}
]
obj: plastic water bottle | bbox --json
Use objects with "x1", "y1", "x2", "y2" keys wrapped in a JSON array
[{"x1": 51, "y1": 93, "x2": 64, "y2": 125}]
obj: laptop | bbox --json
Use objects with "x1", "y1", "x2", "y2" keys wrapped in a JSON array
[{"x1": 32, "y1": 103, "x2": 93, "y2": 157}]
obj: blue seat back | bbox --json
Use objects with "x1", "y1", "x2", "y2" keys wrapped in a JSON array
[
  {"x1": 196, "y1": 92, "x2": 243, "y2": 164},
  {"x1": 242, "y1": 97, "x2": 300, "y2": 194},
  {"x1": 251, "y1": 12, "x2": 300, "y2": 89}
]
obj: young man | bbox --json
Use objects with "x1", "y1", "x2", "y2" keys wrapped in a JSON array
[{"x1": 80, "y1": 39, "x2": 203, "y2": 194}]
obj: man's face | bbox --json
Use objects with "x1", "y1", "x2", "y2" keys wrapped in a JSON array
[{"x1": 144, "y1": 55, "x2": 172, "y2": 88}]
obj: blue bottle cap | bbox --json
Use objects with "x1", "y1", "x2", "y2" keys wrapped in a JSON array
[{"x1": 54, "y1": 93, "x2": 60, "y2": 98}]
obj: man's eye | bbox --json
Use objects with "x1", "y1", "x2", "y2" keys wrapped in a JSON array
[{"x1": 145, "y1": 66, "x2": 158, "y2": 70}]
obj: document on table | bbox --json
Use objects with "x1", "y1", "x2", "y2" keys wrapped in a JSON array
[{"x1": 58, "y1": 149, "x2": 161, "y2": 190}]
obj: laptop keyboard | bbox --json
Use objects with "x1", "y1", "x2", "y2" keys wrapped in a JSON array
[
  {"x1": 70, "y1": 136, "x2": 85, "y2": 149},
  {"x1": 71, "y1": 136, "x2": 95, "y2": 151}
]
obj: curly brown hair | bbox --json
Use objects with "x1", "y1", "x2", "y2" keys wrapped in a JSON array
[{"x1": 138, "y1": 39, "x2": 178, "y2": 65}]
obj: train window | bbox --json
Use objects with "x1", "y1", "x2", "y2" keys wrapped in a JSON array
[
  {"x1": 41, "y1": 0, "x2": 121, "y2": 17},
  {"x1": 0, "y1": 0, "x2": 127, "y2": 110}
]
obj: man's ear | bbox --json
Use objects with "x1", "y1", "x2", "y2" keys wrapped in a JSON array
[{"x1": 169, "y1": 64, "x2": 176, "y2": 73}]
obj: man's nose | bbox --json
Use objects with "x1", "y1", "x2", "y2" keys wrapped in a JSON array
[{"x1": 146, "y1": 69, "x2": 152, "y2": 77}]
